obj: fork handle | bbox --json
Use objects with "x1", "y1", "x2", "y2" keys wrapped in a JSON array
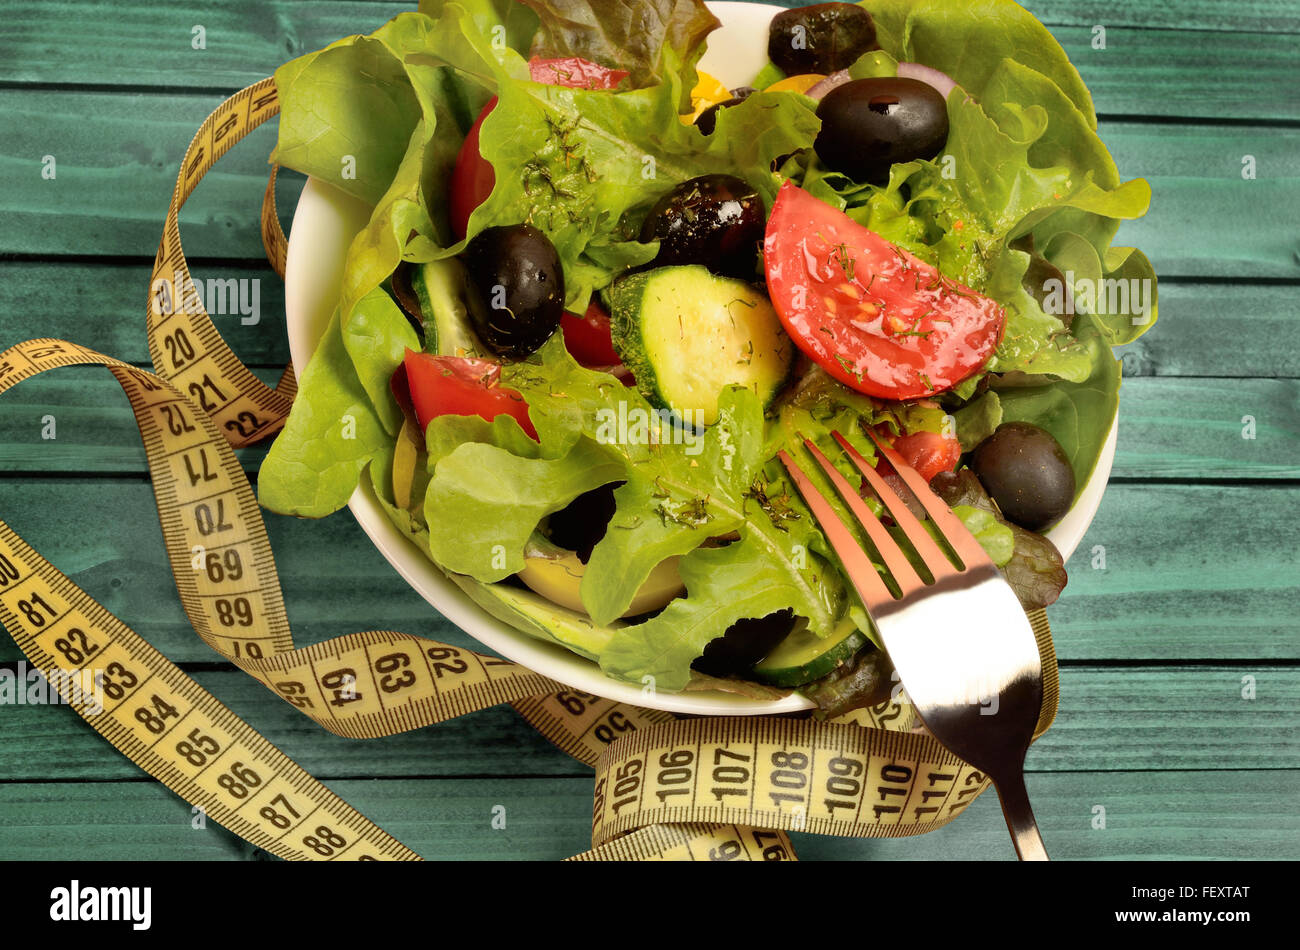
[{"x1": 992, "y1": 771, "x2": 1049, "y2": 861}]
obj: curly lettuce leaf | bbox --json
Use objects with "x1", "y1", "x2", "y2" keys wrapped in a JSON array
[
  {"x1": 519, "y1": 0, "x2": 720, "y2": 91},
  {"x1": 600, "y1": 526, "x2": 843, "y2": 692},
  {"x1": 257, "y1": 306, "x2": 392, "y2": 518},
  {"x1": 271, "y1": 31, "x2": 424, "y2": 206},
  {"x1": 424, "y1": 437, "x2": 627, "y2": 580},
  {"x1": 993, "y1": 311, "x2": 1121, "y2": 492},
  {"x1": 405, "y1": 5, "x2": 819, "y2": 310},
  {"x1": 501, "y1": 342, "x2": 844, "y2": 629},
  {"x1": 863, "y1": 0, "x2": 1096, "y2": 126}
]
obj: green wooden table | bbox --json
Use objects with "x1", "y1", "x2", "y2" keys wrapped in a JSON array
[{"x1": 1, "y1": 0, "x2": 1297, "y2": 861}]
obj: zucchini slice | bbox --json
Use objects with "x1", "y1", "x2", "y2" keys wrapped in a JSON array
[
  {"x1": 411, "y1": 258, "x2": 485, "y2": 358},
  {"x1": 752, "y1": 618, "x2": 869, "y2": 687},
  {"x1": 608, "y1": 265, "x2": 794, "y2": 425}
]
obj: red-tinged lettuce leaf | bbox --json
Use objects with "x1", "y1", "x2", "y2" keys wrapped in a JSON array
[
  {"x1": 930, "y1": 469, "x2": 1068, "y2": 610},
  {"x1": 519, "y1": 0, "x2": 721, "y2": 90}
]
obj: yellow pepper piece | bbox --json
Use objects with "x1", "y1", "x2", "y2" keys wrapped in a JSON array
[
  {"x1": 766, "y1": 73, "x2": 827, "y2": 95},
  {"x1": 682, "y1": 70, "x2": 732, "y2": 124}
]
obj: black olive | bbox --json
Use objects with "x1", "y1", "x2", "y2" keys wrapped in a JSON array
[
  {"x1": 389, "y1": 262, "x2": 426, "y2": 345},
  {"x1": 640, "y1": 174, "x2": 765, "y2": 281},
  {"x1": 546, "y1": 483, "x2": 621, "y2": 563},
  {"x1": 814, "y1": 77, "x2": 949, "y2": 185},
  {"x1": 970, "y1": 422, "x2": 1076, "y2": 531},
  {"x1": 693, "y1": 610, "x2": 796, "y2": 678},
  {"x1": 462, "y1": 223, "x2": 565, "y2": 359},
  {"x1": 695, "y1": 95, "x2": 746, "y2": 136},
  {"x1": 768, "y1": 3, "x2": 878, "y2": 76}
]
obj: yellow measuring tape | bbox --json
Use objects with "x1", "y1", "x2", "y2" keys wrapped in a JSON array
[{"x1": 0, "y1": 80, "x2": 1060, "y2": 861}]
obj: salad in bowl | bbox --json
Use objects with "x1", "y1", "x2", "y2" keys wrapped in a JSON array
[{"x1": 260, "y1": 0, "x2": 1156, "y2": 715}]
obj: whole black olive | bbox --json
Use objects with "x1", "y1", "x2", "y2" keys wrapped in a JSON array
[
  {"x1": 768, "y1": 3, "x2": 879, "y2": 77},
  {"x1": 693, "y1": 610, "x2": 796, "y2": 678},
  {"x1": 462, "y1": 223, "x2": 564, "y2": 359},
  {"x1": 814, "y1": 77, "x2": 949, "y2": 185},
  {"x1": 640, "y1": 174, "x2": 765, "y2": 281},
  {"x1": 970, "y1": 422, "x2": 1076, "y2": 531}
]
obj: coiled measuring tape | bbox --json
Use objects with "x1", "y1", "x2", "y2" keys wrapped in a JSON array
[{"x1": 0, "y1": 80, "x2": 1059, "y2": 861}]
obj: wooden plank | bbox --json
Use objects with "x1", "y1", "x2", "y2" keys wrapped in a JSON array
[
  {"x1": 1057, "y1": 483, "x2": 1300, "y2": 660},
  {"x1": 1117, "y1": 281, "x2": 1300, "y2": 379},
  {"x1": 3, "y1": 2, "x2": 1297, "y2": 119},
  {"x1": 1112, "y1": 377, "x2": 1300, "y2": 480},
  {"x1": 0, "y1": 260, "x2": 288, "y2": 366},
  {"x1": 0, "y1": 477, "x2": 486, "y2": 665},
  {"x1": 0, "y1": 662, "x2": 1295, "y2": 782},
  {"x1": 1109, "y1": 124, "x2": 1300, "y2": 280},
  {"x1": 0, "y1": 100, "x2": 1297, "y2": 277},
  {"x1": 0, "y1": 481, "x2": 1295, "y2": 664},
  {"x1": 0, "y1": 770, "x2": 1294, "y2": 860},
  {"x1": 0, "y1": 374, "x2": 1296, "y2": 478},
  {"x1": 0, "y1": 90, "x2": 293, "y2": 260},
  {"x1": 3, "y1": 262, "x2": 1294, "y2": 378},
  {"x1": 0, "y1": 673, "x2": 581, "y2": 782},
  {"x1": 0, "y1": 366, "x2": 282, "y2": 474}
]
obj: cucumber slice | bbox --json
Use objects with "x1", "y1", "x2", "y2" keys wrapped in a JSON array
[
  {"x1": 752, "y1": 618, "x2": 868, "y2": 687},
  {"x1": 608, "y1": 265, "x2": 794, "y2": 425},
  {"x1": 411, "y1": 258, "x2": 485, "y2": 358}
]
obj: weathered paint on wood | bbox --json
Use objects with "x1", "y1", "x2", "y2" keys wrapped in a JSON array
[
  {"x1": 1, "y1": 770, "x2": 1295, "y2": 861},
  {"x1": 0, "y1": 481, "x2": 1296, "y2": 667},
  {"x1": 3, "y1": 2, "x2": 1296, "y2": 120},
  {"x1": 4, "y1": 90, "x2": 1295, "y2": 277},
  {"x1": 0, "y1": 0, "x2": 1295, "y2": 861},
  {"x1": 0, "y1": 663, "x2": 1293, "y2": 784},
  {"x1": 1, "y1": 372, "x2": 1294, "y2": 477},
  {"x1": 4, "y1": 265, "x2": 1294, "y2": 379}
]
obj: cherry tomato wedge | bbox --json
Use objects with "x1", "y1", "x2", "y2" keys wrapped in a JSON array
[
  {"x1": 764, "y1": 181, "x2": 1005, "y2": 400},
  {"x1": 886, "y1": 429, "x2": 962, "y2": 483},
  {"x1": 448, "y1": 57, "x2": 630, "y2": 241},
  {"x1": 394, "y1": 350, "x2": 537, "y2": 440},
  {"x1": 560, "y1": 300, "x2": 621, "y2": 367}
]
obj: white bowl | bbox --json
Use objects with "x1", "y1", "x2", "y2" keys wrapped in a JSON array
[{"x1": 284, "y1": 1, "x2": 1117, "y2": 715}]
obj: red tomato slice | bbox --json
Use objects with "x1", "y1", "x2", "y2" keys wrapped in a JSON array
[
  {"x1": 764, "y1": 182, "x2": 1005, "y2": 400},
  {"x1": 395, "y1": 350, "x2": 537, "y2": 441},
  {"x1": 887, "y1": 430, "x2": 962, "y2": 483},
  {"x1": 560, "y1": 300, "x2": 622, "y2": 367},
  {"x1": 448, "y1": 98, "x2": 497, "y2": 242},
  {"x1": 448, "y1": 57, "x2": 630, "y2": 241}
]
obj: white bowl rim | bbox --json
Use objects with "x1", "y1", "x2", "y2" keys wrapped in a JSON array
[{"x1": 283, "y1": 0, "x2": 1118, "y2": 715}]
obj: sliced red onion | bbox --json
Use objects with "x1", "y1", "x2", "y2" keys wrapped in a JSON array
[
  {"x1": 806, "y1": 69, "x2": 851, "y2": 100},
  {"x1": 897, "y1": 62, "x2": 959, "y2": 100}
]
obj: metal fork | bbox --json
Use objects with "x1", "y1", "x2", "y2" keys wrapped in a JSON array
[{"x1": 779, "y1": 430, "x2": 1049, "y2": 861}]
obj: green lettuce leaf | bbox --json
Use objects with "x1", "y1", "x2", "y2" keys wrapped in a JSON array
[
  {"x1": 599, "y1": 526, "x2": 843, "y2": 692},
  {"x1": 863, "y1": 0, "x2": 1096, "y2": 126},
  {"x1": 953, "y1": 390, "x2": 1002, "y2": 452},
  {"x1": 257, "y1": 307, "x2": 391, "y2": 518},
  {"x1": 402, "y1": 6, "x2": 820, "y2": 310},
  {"x1": 952, "y1": 505, "x2": 1014, "y2": 567},
  {"x1": 500, "y1": 341, "x2": 844, "y2": 629},
  {"x1": 994, "y1": 312, "x2": 1121, "y2": 491},
  {"x1": 271, "y1": 32, "x2": 423, "y2": 206},
  {"x1": 424, "y1": 437, "x2": 627, "y2": 580}
]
